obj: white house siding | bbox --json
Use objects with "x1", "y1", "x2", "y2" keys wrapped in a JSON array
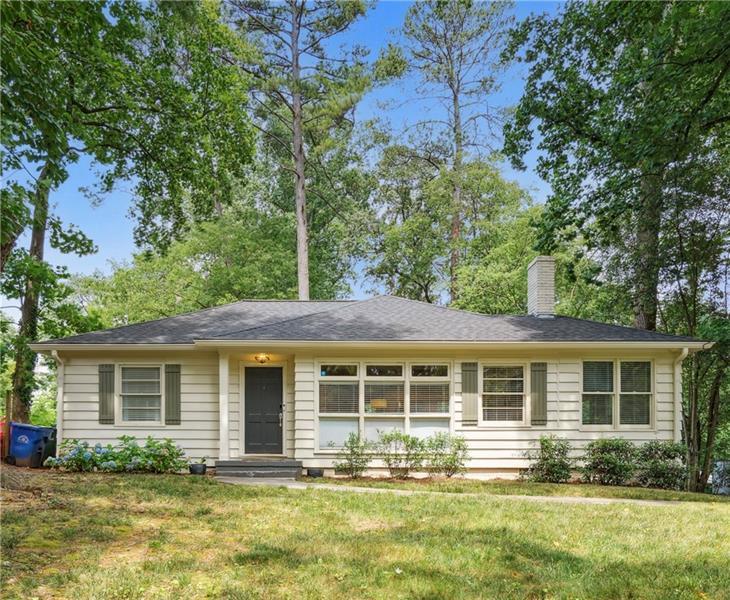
[
  {"x1": 58, "y1": 346, "x2": 681, "y2": 475},
  {"x1": 293, "y1": 349, "x2": 680, "y2": 475},
  {"x1": 61, "y1": 351, "x2": 220, "y2": 462}
]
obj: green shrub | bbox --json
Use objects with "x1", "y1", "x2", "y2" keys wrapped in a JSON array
[
  {"x1": 635, "y1": 440, "x2": 686, "y2": 490},
  {"x1": 425, "y1": 433, "x2": 469, "y2": 477},
  {"x1": 45, "y1": 436, "x2": 187, "y2": 473},
  {"x1": 332, "y1": 433, "x2": 372, "y2": 478},
  {"x1": 377, "y1": 431, "x2": 424, "y2": 478},
  {"x1": 581, "y1": 438, "x2": 636, "y2": 486},
  {"x1": 522, "y1": 435, "x2": 573, "y2": 483}
]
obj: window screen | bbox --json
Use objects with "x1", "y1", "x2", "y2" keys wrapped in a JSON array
[
  {"x1": 121, "y1": 366, "x2": 161, "y2": 422},
  {"x1": 619, "y1": 361, "x2": 651, "y2": 425},
  {"x1": 319, "y1": 382, "x2": 359, "y2": 413},
  {"x1": 483, "y1": 366, "x2": 524, "y2": 421},
  {"x1": 410, "y1": 383, "x2": 449, "y2": 413},
  {"x1": 365, "y1": 382, "x2": 404, "y2": 413}
]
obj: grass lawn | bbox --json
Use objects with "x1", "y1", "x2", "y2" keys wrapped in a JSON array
[
  {"x1": 2, "y1": 469, "x2": 729, "y2": 599},
  {"x1": 303, "y1": 476, "x2": 730, "y2": 503}
]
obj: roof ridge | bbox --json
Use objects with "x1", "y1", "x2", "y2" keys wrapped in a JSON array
[
  {"x1": 378, "y1": 294, "x2": 526, "y2": 319},
  {"x1": 205, "y1": 296, "x2": 380, "y2": 339}
]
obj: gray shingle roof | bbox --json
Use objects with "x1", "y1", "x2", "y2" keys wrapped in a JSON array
[{"x1": 35, "y1": 295, "x2": 700, "y2": 345}]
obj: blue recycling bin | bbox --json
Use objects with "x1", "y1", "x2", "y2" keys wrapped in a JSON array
[{"x1": 9, "y1": 423, "x2": 54, "y2": 468}]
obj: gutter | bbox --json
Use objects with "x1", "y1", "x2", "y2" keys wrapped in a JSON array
[
  {"x1": 52, "y1": 350, "x2": 65, "y2": 454},
  {"x1": 673, "y1": 348, "x2": 689, "y2": 443}
]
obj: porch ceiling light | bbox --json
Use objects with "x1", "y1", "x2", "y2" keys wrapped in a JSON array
[{"x1": 254, "y1": 353, "x2": 270, "y2": 364}]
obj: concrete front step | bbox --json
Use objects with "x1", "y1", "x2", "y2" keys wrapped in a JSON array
[{"x1": 215, "y1": 458, "x2": 303, "y2": 479}]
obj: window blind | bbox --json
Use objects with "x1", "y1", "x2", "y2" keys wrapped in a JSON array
[
  {"x1": 483, "y1": 366, "x2": 524, "y2": 422},
  {"x1": 319, "y1": 382, "x2": 359, "y2": 413},
  {"x1": 410, "y1": 383, "x2": 449, "y2": 413},
  {"x1": 583, "y1": 361, "x2": 613, "y2": 392},
  {"x1": 365, "y1": 382, "x2": 404, "y2": 413},
  {"x1": 121, "y1": 366, "x2": 161, "y2": 422}
]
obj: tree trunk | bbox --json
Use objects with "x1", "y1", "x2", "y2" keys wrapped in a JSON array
[
  {"x1": 449, "y1": 85, "x2": 463, "y2": 303},
  {"x1": 290, "y1": 1, "x2": 309, "y2": 300},
  {"x1": 10, "y1": 161, "x2": 52, "y2": 422},
  {"x1": 697, "y1": 365, "x2": 725, "y2": 490},
  {"x1": 632, "y1": 173, "x2": 662, "y2": 330}
]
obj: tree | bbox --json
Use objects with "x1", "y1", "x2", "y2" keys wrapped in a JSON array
[
  {"x1": 505, "y1": 0, "x2": 730, "y2": 490},
  {"x1": 1, "y1": 0, "x2": 253, "y2": 420},
  {"x1": 504, "y1": 0, "x2": 730, "y2": 331},
  {"x1": 395, "y1": 0, "x2": 513, "y2": 300},
  {"x1": 73, "y1": 202, "x2": 353, "y2": 326},
  {"x1": 226, "y1": 0, "x2": 370, "y2": 299}
]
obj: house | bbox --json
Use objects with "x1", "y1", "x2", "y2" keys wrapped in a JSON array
[{"x1": 31, "y1": 257, "x2": 708, "y2": 478}]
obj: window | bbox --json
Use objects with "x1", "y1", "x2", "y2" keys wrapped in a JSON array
[
  {"x1": 581, "y1": 360, "x2": 652, "y2": 428},
  {"x1": 316, "y1": 361, "x2": 452, "y2": 449},
  {"x1": 319, "y1": 382, "x2": 358, "y2": 413},
  {"x1": 482, "y1": 366, "x2": 524, "y2": 422},
  {"x1": 320, "y1": 364, "x2": 357, "y2": 377},
  {"x1": 411, "y1": 364, "x2": 450, "y2": 413},
  {"x1": 582, "y1": 361, "x2": 613, "y2": 425},
  {"x1": 366, "y1": 364, "x2": 403, "y2": 377},
  {"x1": 411, "y1": 364, "x2": 448, "y2": 377},
  {"x1": 121, "y1": 366, "x2": 161, "y2": 423},
  {"x1": 620, "y1": 361, "x2": 651, "y2": 425},
  {"x1": 364, "y1": 383, "x2": 404, "y2": 413}
]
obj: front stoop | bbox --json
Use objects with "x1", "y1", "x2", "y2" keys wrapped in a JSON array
[{"x1": 215, "y1": 458, "x2": 302, "y2": 479}]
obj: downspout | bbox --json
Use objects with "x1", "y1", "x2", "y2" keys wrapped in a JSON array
[
  {"x1": 673, "y1": 348, "x2": 688, "y2": 443},
  {"x1": 52, "y1": 350, "x2": 65, "y2": 455}
]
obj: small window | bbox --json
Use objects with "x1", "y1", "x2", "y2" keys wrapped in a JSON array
[
  {"x1": 411, "y1": 365, "x2": 448, "y2": 378},
  {"x1": 365, "y1": 382, "x2": 404, "y2": 413},
  {"x1": 582, "y1": 361, "x2": 613, "y2": 425},
  {"x1": 366, "y1": 365, "x2": 403, "y2": 377},
  {"x1": 320, "y1": 364, "x2": 358, "y2": 377},
  {"x1": 411, "y1": 383, "x2": 449, "y2": 413},
  {"x1": 319, "y1": 382, "x2": 359, "y2": 413},
  {"x1": 121, "y1": 366, "x2": 161, "y2": 422},
  {"x1": 619, "y1": 361, "x2": 651, "y2": 425},
  {"x1": 482, "y1": 366, "x2": 524, "y2": 422}
]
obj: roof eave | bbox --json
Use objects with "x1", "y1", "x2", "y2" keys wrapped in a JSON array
[{"x1": 30, "y1": 339, "x2": 711, "y2": 353}]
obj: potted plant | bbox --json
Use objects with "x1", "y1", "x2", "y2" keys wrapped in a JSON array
[{"x1": 189, "y1": 457, "x2": 207, "y2": 475}]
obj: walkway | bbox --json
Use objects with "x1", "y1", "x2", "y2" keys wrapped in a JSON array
[{"x1": 215, "y1": 477, "x2": 683, "y2": 507}]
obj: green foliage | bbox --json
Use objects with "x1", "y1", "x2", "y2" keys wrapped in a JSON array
[
  {"x1": 581, "y1": 438, "x2": 637, "y2": 486},
  {"x1": 635, "y1": 441, "x2": 687, "y2": 491},
  {"x1": 715, "y1": 425, "x2": 730, "y2": 462},
  {"x1": 425, "y1": 433, "x2": 469, "y2": 478},
  {"x1": 45, "y1": 436, "x2": 187, "y2": 474},
  {"x1": 376, "y1": 431, "x2": 425, "y2": 479},
  {"x1": 29, "y1": 373, "x2": 56, "y2": 426},
  {"x1": 332, "y1": 433, "x2": 373, "y2": 479},
  {"x1": 522, "y1": 435, "x2": 573, "y2": 484}
]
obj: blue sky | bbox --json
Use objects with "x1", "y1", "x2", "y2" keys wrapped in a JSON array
[{"x1": 6, "y1": 0, "x2": 560, "y2": 310}]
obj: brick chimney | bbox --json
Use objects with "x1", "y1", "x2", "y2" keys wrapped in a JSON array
[{"x1": 527, "y1": 256, "x2": 555, "y2": 318}]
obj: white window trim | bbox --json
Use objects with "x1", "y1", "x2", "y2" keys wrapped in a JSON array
[
  {"x1": 115, "y1": 363, "x2": 165, "y2": 427},
  {"x1": 478, "y1": 361, "x2": 531, "y2": 427},
  {"x1": 314, "y1": 359, "x2": 454, "y2": 453},
  {"x1": 579, "y1": 359, "x2": 655, "y2": 431}
]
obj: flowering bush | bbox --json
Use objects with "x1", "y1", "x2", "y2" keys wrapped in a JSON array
[{"x1": 45, "y1": 436, "x2": 187, "y2": 474}]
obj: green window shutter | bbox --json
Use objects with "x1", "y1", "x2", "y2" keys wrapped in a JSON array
[
  {"x1": 165, "y1": 364, "x2": 181, "y2": 425},
  {"x1": 530, "y1": 363, "x2": 548, "y2": 426},
  {"x1": 461, "y1": 362, "x2": 478, "y2": 424},
  {"x1": 98, "y1": 364, "x2": 115, "y2": 424}
]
